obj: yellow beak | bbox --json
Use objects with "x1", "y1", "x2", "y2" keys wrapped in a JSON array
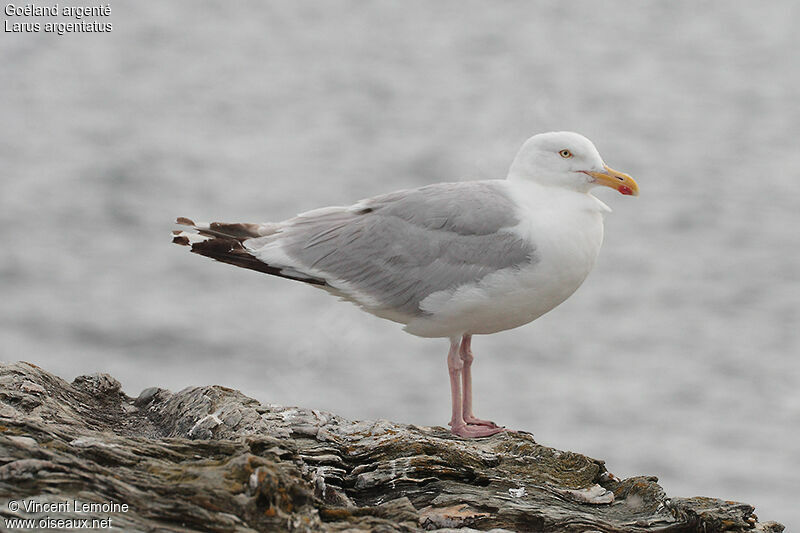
[{"x1": 585, "y1": 165, "x2": 639, "y2": 196}]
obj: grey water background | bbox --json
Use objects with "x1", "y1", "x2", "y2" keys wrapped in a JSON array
[{"x1": 2, "y1": 1, "x2": 799, "y2": 526}]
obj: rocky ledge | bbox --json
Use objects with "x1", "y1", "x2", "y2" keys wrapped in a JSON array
[{"x1": 0, "y1": 362, "x2": 784, "y2": 532}]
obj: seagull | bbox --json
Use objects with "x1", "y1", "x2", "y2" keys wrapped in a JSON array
[{"x1": 173, "y1": 131, "x2": 639, "y2": 438}]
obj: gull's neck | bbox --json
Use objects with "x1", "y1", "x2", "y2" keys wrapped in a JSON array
[{"x1": 505, "y1": 177, "x2": 612, "y2": 215}]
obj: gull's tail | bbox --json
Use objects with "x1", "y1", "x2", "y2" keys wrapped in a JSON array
[{"x1": 171, "y1": 217, "x2": 326, "y2": 286}]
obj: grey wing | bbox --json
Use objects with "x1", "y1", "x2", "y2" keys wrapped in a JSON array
[{"x1": 246, "y1": 181, "x2": 536, "y2": 317}]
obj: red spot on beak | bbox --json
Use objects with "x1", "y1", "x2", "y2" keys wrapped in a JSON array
[{"x1": 618, "y1": 185, "x2": 633, "y2": 196}]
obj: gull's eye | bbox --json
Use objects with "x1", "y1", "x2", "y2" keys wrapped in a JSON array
[{"x1": 559, "y1": 149, "x2": 573, "y2": 159}]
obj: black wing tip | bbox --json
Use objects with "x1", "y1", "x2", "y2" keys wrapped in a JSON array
[{"x1": 172, "y1": 219, "x2": 328, "y2": 288}]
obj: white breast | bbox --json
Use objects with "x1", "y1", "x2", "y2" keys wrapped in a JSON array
[{"x1": 406, "y1": 182, "x2": 607, "y2": 338}]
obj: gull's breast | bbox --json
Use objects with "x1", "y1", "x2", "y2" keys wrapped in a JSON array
[{"x1": 405, "y1": 190, "x2": 606, "y2": 338}]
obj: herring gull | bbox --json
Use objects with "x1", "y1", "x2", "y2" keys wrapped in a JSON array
[{"x1": 172, "y1": 131, "x2": 639, "y2": 438}]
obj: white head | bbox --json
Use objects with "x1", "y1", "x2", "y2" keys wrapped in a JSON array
[{"x1": 507, "y1": 131, "x2": 638, "y2": 196}]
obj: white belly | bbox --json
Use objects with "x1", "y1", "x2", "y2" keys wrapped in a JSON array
[{"x1": 405, "y1": 189, "x2": 606, "y2": 338}]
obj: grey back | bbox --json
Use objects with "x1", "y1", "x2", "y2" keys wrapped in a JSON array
[{"x1": 279, "y1": 181, "x2": 537, "y2": 316}]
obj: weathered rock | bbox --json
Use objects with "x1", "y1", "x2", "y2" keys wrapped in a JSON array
[{"x1": 0, "y1": 362, "x2": 785, "y2": 532}]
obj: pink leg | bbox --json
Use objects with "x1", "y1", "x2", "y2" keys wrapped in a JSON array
[
  {"x1": 447, "y1": 337, "x2": 504, "y2": 438},
  {"x1": 460, "y1": 335, "x2": 500, "y2": 428}
]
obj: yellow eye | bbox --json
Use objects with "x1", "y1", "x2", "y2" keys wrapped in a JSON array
[{"x1": 559, "y1": 149, "x2": 573, "y2": 158}]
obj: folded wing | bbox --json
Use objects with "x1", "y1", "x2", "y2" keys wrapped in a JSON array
[{"x1": 175, "y1": 181, "x2": 536, "y2": 321}]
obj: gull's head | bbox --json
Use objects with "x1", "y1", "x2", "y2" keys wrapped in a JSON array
[{"x1": 507, "y1": 131, "x2": 638, "y2": 196}]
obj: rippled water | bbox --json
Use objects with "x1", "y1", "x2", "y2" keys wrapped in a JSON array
[{"x1": 2, "y1": 1, "x2": 798, "y2": 527}]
